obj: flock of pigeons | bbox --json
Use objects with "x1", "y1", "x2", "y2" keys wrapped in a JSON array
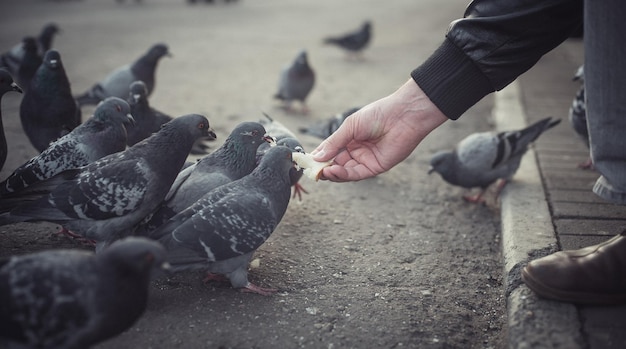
[
  {"x1": 0, "y1": 20, "x2": 375, "y2": 348},
  {"x1": 0, "y1": 17, "x2": 584, "y2": 349}
]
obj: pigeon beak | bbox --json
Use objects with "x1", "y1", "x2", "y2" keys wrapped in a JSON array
[
  {"x1": 126, "y1": 114, "x2": 136, "y2": 126},
  {"x1": 428, "y1": 167, "x2": 436, "y2": 175},
  {"x1": 132, "y1": 93, "x2": 141, "y2": 103},
  {"x1": 160, "y1": 261, "x2": 172, "y2": 272},
  {"x1": 205, "y1": 127, "x2": 217, "y2": 141},
  {"x1": 11, "y1": 82, "x2": 22, "y2": 94},
  {"x1": 263, "y1": 135, "x2": 277, "y2": 146},
  {"x1": 49, "y1": 59, "x2": 59, "y2": 68}
]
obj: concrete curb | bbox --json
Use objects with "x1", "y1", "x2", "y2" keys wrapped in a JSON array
[{"x1": 493, "y1": 81, "x2": 586, "y2": 349}]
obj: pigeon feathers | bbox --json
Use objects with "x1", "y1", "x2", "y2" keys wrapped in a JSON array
[
  {"x1": 75, "y1": 43, "x2": 171, "y2": 106},
  {"x1": 0, "y1": 68, "x2": 23, "y2": 172},
  {"x1": 324, "y1": 21, "x2": 372, "y2": 58},
  {"x1": 274, "y1": 50, "x2": 315, "y2": 113},
  {"x1": 0, "y1": 114, "x2": 216, "y2": 250},
  {"x1": 150, "y1": 145, "x2": 295, "y2": 296},
  {"x1": 429, "y1": 117, "x2": 561, "y2": 202},
  {"x1": 0, "y1": 237, "x2": 169, "y2": 349}
]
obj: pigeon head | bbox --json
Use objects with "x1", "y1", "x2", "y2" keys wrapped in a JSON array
[
  {"x1": 128, "y1": 80, "x2": 148, "y2": 104},
  {"x1": 148, "y1": 43, "x2": 171, "y2": 59},
  {"x1": 257, "y1": 144, "x2": 296, "y2": 175},
  {"x1": 100, "y1": 237, "x2": 170, "y2": 275},
  {"x1": 41, "y1": 23, "x2": 60, "y2": 39},
  {"x1": 229, "y1": 121, "x2": 269, "y2": 148},
  {"x1": 0, "y1": 69, "x2": 23, "y2": 94},
  {"x1": 166, "y1": 114, "x2": 217, "y2": 141},
  {"x1": 95, "y1": 97, "x2": 135, "y2": 127},
  {"x1": 294, "y1": 50, "x2": 309, "y2": 67},
  {"x1": 42, "y1": 49, "x2": 63, "y2": 70},
  {"x1": 428, "y1": 150, "x2": 455, "y2": 176}
]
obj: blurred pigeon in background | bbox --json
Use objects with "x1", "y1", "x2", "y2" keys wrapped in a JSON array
[
  {"x1": 126, "y1": 80, "x2": 211, "y2": 154},
  {"x1": 0, "y1": 68, "x2": 23, "y2": 172},
  {"x1": 324, "y1": 21, "x2": 372, "y2": 58},
  {"x1": 568, "y1": 65, "x2": 593, "y2": 169},
  {"x1": 0, "y1": 237, "x2": 169, "y2": 349},
  {"x1": 0, "y1": 23, "x2": 60, "y2": 76},
  {"x1": 0, "y1": 114, "x2": 216, "y2": 251},
  {"x1": 274, "y1": 50, "x2": 315, "y2": 113},
  {"x1": 139, "y1": 121, "x2": 270, "y2": 233},
  {"x1": 150, "y1": 145, "x2": 295, "y2": 296},
  {"x1": 298, "y1": 106, "x2": 360, "y2": 139},
  {"x1": 75, "y1": 43, "x2": 171, "y2": 106},
  {"x1": 1, "y1": 97, "x2": 134, "y2": 197},
  {"x1": 15, "y1": 37, "x2": 42, "y2": 91},
  {"x1": 257, "y1": 113, "x2": 307, "y2": 200},
  {"x1": 429, "y1": 117, "x2": 561, "y2": 203},
  {"x1": 20, "y1": 49, "x2": 81, "y2": 152}
]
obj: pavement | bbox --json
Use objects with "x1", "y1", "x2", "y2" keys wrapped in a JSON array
[{"x1": 496, "y1": 38, "x2": 626, "y2": 348}]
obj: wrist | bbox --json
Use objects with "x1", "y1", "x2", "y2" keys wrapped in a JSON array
[{"x1": 390, "y1": 79, "x2": 448, "y2": 139}]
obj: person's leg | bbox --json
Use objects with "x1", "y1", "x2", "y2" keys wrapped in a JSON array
[
  {"x1": 522, "y1": 0, "x2": 626, "y2": 305},
  {"x1": 585, "y1": 0, "x2": 626, "y2": 204}
]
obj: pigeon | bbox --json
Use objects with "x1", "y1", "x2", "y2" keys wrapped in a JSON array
[
  {"x1": 15, "y1": 37, "x2": 42, "y2": 91},
  {"x1": 1, "y1": 97, "x2": 134, "y2": 197},
  {"x1": 428, "y1": 117, "x2": 561, "y2": 203},
  {"x1": 0, "y1": 236, "x2": 169, "y2": 349},
  {"x1": 149, "y1": 145, "x2": 295, "y2": 296},
  {"x1": 568, "y1": 65, "x2": 592, "y2": 169},
  {"x1": 298, "y1": 106, "x2": 360, "y2": 139},
  {"x1": 75, "y1": 43, "x2": 171, "y2": 106},
  {"x1": 0, "y1": 69, "x2": 24, "y2": 171},
  {"x1": 126, "y1": 80, "x2": 211, "y2": 154},
  {"x1": 0, "y1": 114, "x2": 216, "y2": 251},
  {"x1": 20, "y1": 49, "x2": 82, "y2": 152},
  {"x1": 138, "y1": 121, "x2": 271, "y2": 233},
  {"x1": 0, "y1": 23, "x2": 60, "y2": 76},
  {"x1": 324, "y1": 21, "x2": 372, "y2": 58},
  {"x1": 274, "y1": 50, "x2": 315, "y2": 113},
  {"x1": 257, "y1": 113, "x2": 307, "y2": 200}
]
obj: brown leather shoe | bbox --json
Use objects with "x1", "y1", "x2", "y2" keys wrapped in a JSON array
[{"x1": 522, "y1": 232, "x2": 626, "y2": 305}]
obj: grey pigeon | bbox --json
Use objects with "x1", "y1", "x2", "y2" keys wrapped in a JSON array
[
  {"x1": 126, "y1": 80, "x2": 211, "y2": 154},
  {"x1": 0, "y1": 23, "x2": 60, "y2": 76},
  {"x1": 15, "y1": 37, "x2": 42, "y2": 91},
  {"x1": 0, "y1": 114, "x2": 216, "y2": 251},
  {"x1": 1, "y1": 97, "x2": 134, "y2": 197},
  {"x1": 20, "y1": 49, "x2": 82, "y2": 152},
  {"x1": 298, "y1": 106, "x2": 360, "y2": 139},
  {"x1": 0, "y1": 69, "x2": 23, "y2": 171},
  {"x1": 568, "y1": 65, "x2": 592, "y2": 169},
  {"x1": 75, "y1": 43, "x2": 171, "y2": 106},
  {"x1": 324, "y1": 21, "x2": 372, "y2": 57},
  {"x1": 429, "y1": 117, "x2": 561, "y2": 202},
  {"x1": 257, "y1": 113, "x2": 307, "y2": 199},
  {"x1": 149, "y1": 145, "x2": 295, "y2": 296},
  {"x1": 138, "y1": 121, "x2": 271, "y2": 233},
  {"x1": 274, "y1": 50, "x2": 315, "y2": 113},
  {"x1": 0, "y1": 237, "x2": 169, "y2": 349}
]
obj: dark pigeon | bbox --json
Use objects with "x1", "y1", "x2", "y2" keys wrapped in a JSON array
[
  {"x1": 75, "y1": 43, "x2": 171, "y2": 106},
  {"x1": 0, "y1": 237, "x2": 169, "y2": 349},
  {"x1": 324, "y1": 21, "x2": 372, "y2": 57},
  {"x1": 150, "y1": 145, "x2": 295, "y2": 296},
  {"x1": 15, "y1": 37, "x2": 42, "y2": 91},
  {"x1": 257, "y1": 113, "x2": 307, "y2": 200},
  {"x1": 298, "y1": 106, "x2": 360, "y2": 139},
  {"x1": 429, "y1": 117, "x2": 561, "y2": 203},
  {"x1": 20, "y1": 49, "x2": 82, "y2": 152},
  {"x1": 1, "y1": 97, "x2": 134, "y2": 197},
  {"x1": 0, "y1": 23, "x2": 60, "y2": 76},
  {"x1": 0, "y1": 114, "x2": 216, "y2": 251},
  {"x1": 138, "y1": 121, "x2": 271, "y2": 233},
  {"x1": 274, "y1": 50, "x2": 315, "y2": 113},
  {"x1": 126, "y1": 80, "x2": 211, "y2": 154},
  {"x1": 0, "y1": 69, "x2": 24, "y2": 171}
]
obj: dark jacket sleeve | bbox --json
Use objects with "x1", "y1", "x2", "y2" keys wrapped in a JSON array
[{"x1": 411, "y1": 0, "x2": 583, "y2": 120}]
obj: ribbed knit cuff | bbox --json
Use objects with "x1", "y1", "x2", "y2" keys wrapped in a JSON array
[{"x1": 410, "y1": 39, "x2": 494, "y2": 120}]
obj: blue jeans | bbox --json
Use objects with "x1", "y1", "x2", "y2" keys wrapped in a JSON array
[{"x1": 585, "y1": 0, "x2": 626, "y2": 205}]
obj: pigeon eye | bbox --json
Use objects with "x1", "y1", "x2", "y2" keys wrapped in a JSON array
[
  {"x1": 198, "y1": 123, "x2": 206, "y2": 130},
  {"x1": 116, "y1": 104, "x2": 122, "y2": 112},
  {"x1": 252, "y1": 130, "x2": 259, "y2": 136}
]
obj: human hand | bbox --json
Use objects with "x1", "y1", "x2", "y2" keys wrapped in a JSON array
[{"x1": 311, "y1": 79, "x2": 448, "y2": 182}]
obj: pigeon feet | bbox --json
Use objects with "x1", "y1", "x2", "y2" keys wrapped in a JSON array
[
  {"x1": 462, "y1": 192, "x2": 485, "y2": 204},
  {"x1": 578, "y1": 157, "x2": 595, "y2": 170},
  {"x1": 55, "y1": 227, "x2": 96, "y2": 246},
  {"x1": 240, "y1": 282, "x2": 279, "y2": 296},
  {"x1": 203, "y1": 272, "x2": 229, "y2": 283},
  {"x1": 292, "y1": 183, "x2": 309, "y2": 201}
]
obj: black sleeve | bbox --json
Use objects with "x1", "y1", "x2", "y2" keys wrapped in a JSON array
[{"x1": 411, "y1": 0, "x2": 583, "y2": 120}]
